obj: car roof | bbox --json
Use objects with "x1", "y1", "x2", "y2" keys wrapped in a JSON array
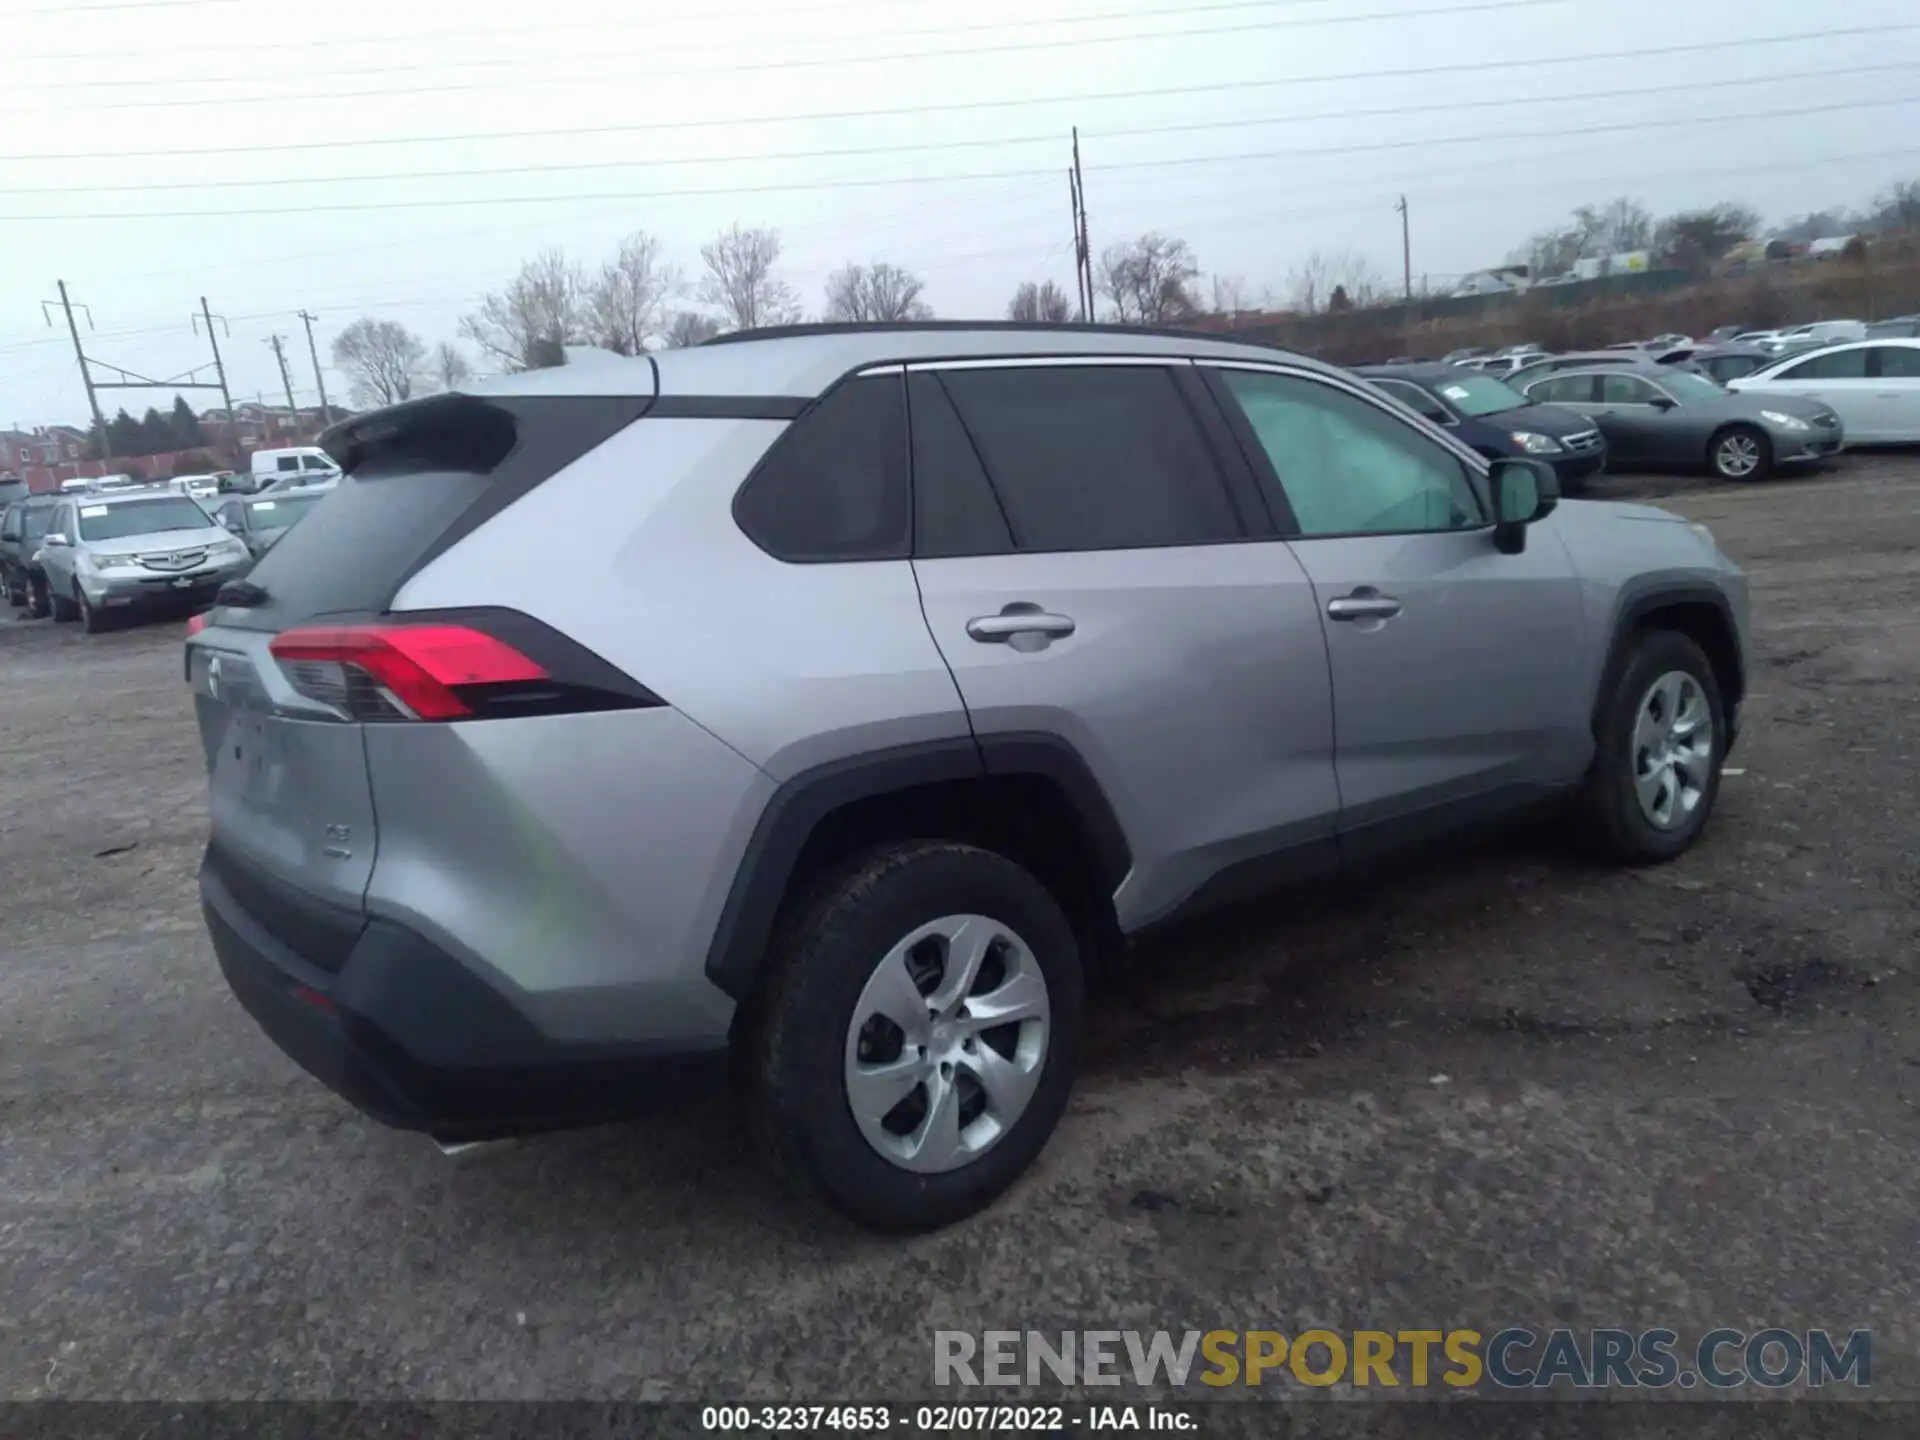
[
  {"x1": 1521, "y1": 360, "x2": 1671, "y2": 381},
  {"x1": 463, "y1": 322, "x2": 1337, "y2": 400},
  {"x1": 1354, "y1": 362, "x2": 1488, "y2": 384}
]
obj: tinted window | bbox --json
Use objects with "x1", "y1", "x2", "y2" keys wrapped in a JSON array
[
  {"x1": 1218, "y1": 369, "x2": 1482, "y2": 538},
  {"x1": 1599, "y1": 374, "x2": 1658, "y2": 404},
  {"x1": 734, "y1": 374, "x2": 909, "y2": 562},
  {"x1": 1530, "y1": 376, "x2": 1595, "y2": 404},
  {"x1": 1704, "y1": 355, "x2": 1762, "y2": 382},
  {"x1": 1870, "y1": 345, "x2": 1920, "y2": 378},
  {"x1": 276, "y1": 456, "x2": 300, "y2": 472},
  {"x1": 936, "y1": 366, "x2": 1241, "y2": 552},
  {"x1": 908, "y1": 373, "x2": 1013, "y2": 558},
  {"x1": 0, "y1": 506, "x2": 18, "y2": 541},
  {"x1": 1370, "y1": 379, "x2": 1449, "y2": 422},
  {"x1": 1780, "y1": 349, "x2": 1868, "y2": 380}
]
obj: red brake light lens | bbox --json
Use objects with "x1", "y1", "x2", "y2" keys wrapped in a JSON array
[
  {"x1": 269, "y1": 623, "x2": 548, "y2": 721},
  {"x1": 185, "y1": 612, "x2": 210, "y2": 637}
]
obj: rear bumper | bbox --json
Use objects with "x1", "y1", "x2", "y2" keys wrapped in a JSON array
[{"x1": 200, "y1": 851, "x2": 729, "y2": 1141}]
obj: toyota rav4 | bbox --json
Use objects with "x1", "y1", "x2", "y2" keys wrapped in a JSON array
[{"x1": 187, "y1": 323, "x2": 1749, "y2": 1232}]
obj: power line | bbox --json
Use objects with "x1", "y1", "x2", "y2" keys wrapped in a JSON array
[
  {"x1": 17, "y1": 14, "x2": 1908, "y2": 113},
  {"x1": 11, "y1": 24, "x2": 1908, "y2": 142},
  {"x1": 10, "y1": 83, "x2": 1914, "y2": 200},
  {"x1": 11, "y1": 101, "x2": 1919, "y2": 222},
  {"x1": 9, "y1": 0, "x2": 1532, "y2": 69}
]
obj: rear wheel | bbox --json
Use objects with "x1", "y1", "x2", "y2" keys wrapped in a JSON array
[
  {"x1": 23, "y1": 573, "x2": 49, "y2": 619},
  {"x1": 48, "y1": 580, "x2": 78, "y2": 622},
  {"x1": 4, "y1": 570, "x2": 21, "y2": 607},
  {"x1": 1709, "y1": 424, "x2": 1771, "y2": 482},
  {"x1": 747, "y1": 841, "x2": 1084, "y2": 1233}
]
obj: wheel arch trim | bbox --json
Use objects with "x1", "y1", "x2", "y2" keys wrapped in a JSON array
[{"x1": 702, "y1": 733, "x2": 1131, "y2": 1001}]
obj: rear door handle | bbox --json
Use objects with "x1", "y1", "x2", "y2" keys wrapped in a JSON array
[
  {"x1": 1326, "y1": 589, "x2": 1403, "y2": 622},
  {"x1": 967, "y1": 606, "x2": 1076, "y2": 642}
]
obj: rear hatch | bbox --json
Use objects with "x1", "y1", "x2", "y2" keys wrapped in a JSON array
[{"x1": 188, "y1": 390, "x2": 652, "y2": 966}]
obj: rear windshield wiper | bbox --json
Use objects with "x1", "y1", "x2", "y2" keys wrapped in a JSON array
[{"x1": 215, "y1": 578, "x2": 269, "y2": 608}]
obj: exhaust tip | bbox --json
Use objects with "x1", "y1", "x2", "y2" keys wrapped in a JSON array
[{"x1": 434, "y1": 1138, "x2": 516, "y2": 1162}]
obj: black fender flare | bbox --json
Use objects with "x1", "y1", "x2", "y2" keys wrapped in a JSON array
[
  {"x1": 703, "y1": 733, "x2": 1131, "y2": 1001},
  {"x1": 1590, "y1": 578, "x2": 1745, "y2": 737}
]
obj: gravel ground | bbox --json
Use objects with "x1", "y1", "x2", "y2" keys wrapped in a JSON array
[{"x1": 2, "y1": 453, "x2": 1917, "y2": 1413}]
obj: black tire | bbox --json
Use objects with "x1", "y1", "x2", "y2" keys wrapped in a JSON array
[
  {"x1": 77, "y1": 583, "x2": 114, "y2": 634},
  {"x1": 23, "y1": 573, "x2": 49, "y2": 620},
  {"x1": 1708, "y1": 423, "x2": 1772, "y2": 483},
  {"x1": 1577, "y1": 629, "x2": 1726, "y2": 865},
  {"x1": 747, "y1": 841, "x2": 1085, "y2": 1233},
  {"x1": 4, "y1": 572, "x2": 21, "y2": 608},
  {"x1": 48, "y1": 580, "x2": 78, "y2": 623}
]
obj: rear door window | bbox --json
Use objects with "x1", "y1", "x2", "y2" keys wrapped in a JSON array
[
  {"x1": 1869, "y1": 345, "x2": 1920, "y2": 378},
  {"x1": 907, "y1": 373, "x2": 1014, "y2": 558},
  {"x1": 933, "y1": 365, "x2": 1243, "y2": 552},
  {"x1": 733, "y1": 373, "x2": 909, "y2": 562},
  {"x1": 276, "y1": 456, "x2": 300, "y2": 473},
  {"x1": 1780, "y1": 349, "x2": 1869, "y2": 380}
]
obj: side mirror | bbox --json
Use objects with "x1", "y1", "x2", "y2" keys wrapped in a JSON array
[
  {"x1": 1648, "y1": 394, "x2": 1677, "y2": 411},
  {"x1": 1488, "y1": 458, "x2": 1559, "y2": 554},
  {"x1": 41, "y1": 533, "x2": 70, "y2": 548}
]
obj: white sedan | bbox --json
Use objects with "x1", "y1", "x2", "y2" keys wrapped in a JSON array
[{"x1": 1729, "y1": 338, "x2": 1920, "y2": 443}]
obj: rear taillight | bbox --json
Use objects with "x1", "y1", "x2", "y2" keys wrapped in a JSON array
[
  {"x1": 270, "y1": 623, "x2": 546, "y2": 720},
  {"x1": 265, "y1": 611, "x2": 662, "y2": 723},
  {"x1": 185, "y1": 612, "x2": 210, "y2": 637}
]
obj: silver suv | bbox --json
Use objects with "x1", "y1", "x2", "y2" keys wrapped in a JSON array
[
  {"x1": 38, "y1": 488, "x2": 251, "y2": 632},
  {"x1": 187, "y1": 324, "x2": 1750, "y2": 1232}
]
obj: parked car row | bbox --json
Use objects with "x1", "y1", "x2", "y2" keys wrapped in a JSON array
[{"x1": 1, "y1": 475, "x2": 333, "y2": 632}]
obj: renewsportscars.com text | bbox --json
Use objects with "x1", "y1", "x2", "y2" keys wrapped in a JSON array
[{"x1": 934, "y1": 1328, "x2": 1871, "y2": 1391}]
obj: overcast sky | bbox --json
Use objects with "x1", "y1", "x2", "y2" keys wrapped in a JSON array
[{"x1": 2, "y1": 0, "x2": 1917, "y2": 428}]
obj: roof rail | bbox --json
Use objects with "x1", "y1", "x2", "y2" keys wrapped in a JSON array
[{"x1": 696, "y1": 319, "x2": 1301, "y2": 352}]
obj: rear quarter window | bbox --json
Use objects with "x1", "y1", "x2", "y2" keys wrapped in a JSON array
[{"x1": 732, "y1": 374, "x2": 909, "y2": 562}]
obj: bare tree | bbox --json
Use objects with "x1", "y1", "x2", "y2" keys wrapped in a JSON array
[
  {"x1": 329, "y1": 317, "x2": 426, "y2": 409},
  {"x1": 460, "y1": 249, "x2": 587, "y2": 371},
  {"x1": 661, "y1": 311, "x2": 721, "y2": 348},
  {"x1": 1286, "y1": 249, "x2": 1381, "y2": 315},
  {"x1": 1007, "y1": 280, "x2": 1074, "y2": 323},
  {"x1": 1097, "y1": 233, "x2": 1200, "y2": 323},
  {"x1": 1653, "y1": 204, "x2": 1761, "y2": 268},
  {"x1": 699, "y1": 224, "x2": 801, "y2": 331},
  {"x1": 1207, "y1": 274, "x2": 1261, "y2": 321},
  {"x1": 585, "y1": 231, "x2": 682, "y2": 356},
  {"x1": 428, "y1": 341, "x2": 472, "y2": 392},
  {"x1": 1871, "y1": 178, "x2": 1920, "y2": 233},
  {"x1": 823, "y1": 262, "x2": 932, "y2": 323},
  {"x1": 1571, "y1": 197, "x2": 1654, "y2": 256}
]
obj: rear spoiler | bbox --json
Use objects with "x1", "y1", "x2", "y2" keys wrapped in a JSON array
[{"x1": 320, "y1": 393, "x2": 521, "y2": 477}]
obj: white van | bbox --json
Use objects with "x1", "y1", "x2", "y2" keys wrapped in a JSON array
[{"x1": 250, "y1": 446, "x2": 341, "y2": 488}]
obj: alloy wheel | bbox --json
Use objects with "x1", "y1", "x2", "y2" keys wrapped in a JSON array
[
  {"x1": 842, "y1": 913, "x2": 1051, "y2": 1174},
  {"x1": 1632, "y1": 670, "x2": 1715, "y2": 830},
  {"x1": 1716, "y1": 433, "x2": 1761, "y2": 478}
]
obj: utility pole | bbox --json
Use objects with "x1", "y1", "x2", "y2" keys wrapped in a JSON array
[
  {"x1": 43, "y1": 281, "x2": 106, "y2": 443},
  {"x1": 1397, "y1": 194, "x2": 1413, "y2": 303},
  {"x1": 194, "y1": 297, "x2": 236, "y2": 427},
  {"x1": 296, "y1": 309, "x2": 330, "y2": 417},
  {"x1": 266, "y1": 334, "x2": 298, "y2": 420},
  {"x1": 1071, "y1": 128, "x2": 1095, "y2": 322}
]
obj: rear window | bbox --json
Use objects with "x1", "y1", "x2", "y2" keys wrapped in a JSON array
[
  {"x1": 76, "y1": 497, "x2": 212, "y2": 541},
  {"x1": 224, "y1": 394, "x2": 646, "y2": 631},
  {"x1": 246, "y1": 494, "x2": 324, "y2": 527}
]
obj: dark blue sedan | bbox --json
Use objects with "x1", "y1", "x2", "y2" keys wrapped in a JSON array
[{"x1": 1356, "y1": 363, "x2": 1608, "y2": 494}]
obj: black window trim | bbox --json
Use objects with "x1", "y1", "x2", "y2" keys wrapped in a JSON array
[
  {"x1": 1195, "y1": 360, "x2": 1495, "y2": 542},
  {"x1": 904, "y1": 356, "x2": 1265, "y2": 558}
]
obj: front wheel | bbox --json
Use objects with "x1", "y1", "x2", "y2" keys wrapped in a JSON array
[
  {"x1": 1577, "y1": 630, "x2": 1726, "y2": 864},
  {"x1": 747, "y1": 842, "x2": 1085, "y2": 1233},
  {"x1": 1709, "y1": 425, "x2": 1771, "y2": 482},
  {"x1": 48, "y1": 580, "x2": 78, "y2": 622},
  {"x1": 77, "y1": 584, "x2": 114, "y2": 634},
  {"x1": 22, "y1": 573, "x2": 49, "y2": 619}
]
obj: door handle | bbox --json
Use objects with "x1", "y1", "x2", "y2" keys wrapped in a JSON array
[
  {"x1": 1326, "y1": 588, "x2": 1403, "y2": 622},
  {"x1": 967, "y1": 606, "x2": 1076, "y2": 643}
]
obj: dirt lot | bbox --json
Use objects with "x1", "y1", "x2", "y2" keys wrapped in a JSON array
[{"x1": 2, "y1": 455, "x2": 1918, "y2": 1410}]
